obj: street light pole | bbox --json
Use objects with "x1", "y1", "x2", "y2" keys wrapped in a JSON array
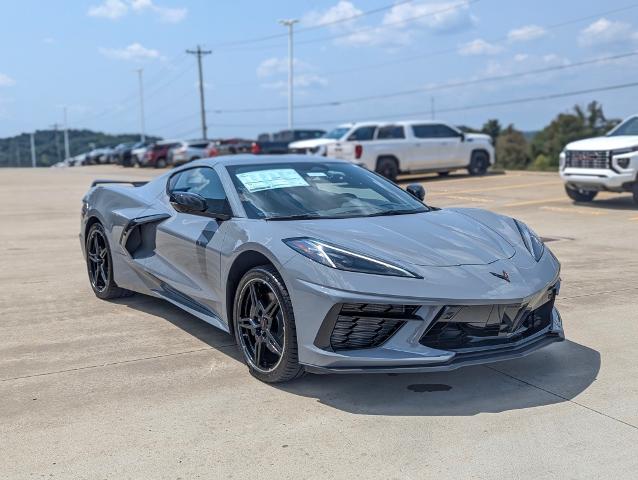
[
  {"x1": 136, "y1": 68, "x2": 146, "y2": 143},
  {"x1": 186, "y1": 46, "x2": 212, "y2": 140},
  {"x1": 63, "y1": 106, "x2": 70, "y2": 160},
  {"x1": 279, "y1": 19, "x2": 299, "y2": 132}
]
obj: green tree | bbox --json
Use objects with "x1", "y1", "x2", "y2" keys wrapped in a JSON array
[
  {"x1": 481, "y1": 119, "x2": 502, "y2": 144},
  {"x1": 530, "y1": 101, "x2": 620, "y2": 169},
  {"x1": 495, "y1": 124, "x2": 530, "y2": 170}
]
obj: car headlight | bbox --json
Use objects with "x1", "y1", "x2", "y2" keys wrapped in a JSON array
[
  {"x1": 283, "y1": 237, "x2": 421, "y2": 278},
  {"x1": 514, "y1": 220, "x2": 544, "y2": 261}
]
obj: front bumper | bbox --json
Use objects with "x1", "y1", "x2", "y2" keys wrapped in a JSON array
[
  {"x1": 288, "y1": 266, "x2": 564, "y2": 374},
  {"x1": 560, "y1": 167, "x2": 636, "y2": 192}
]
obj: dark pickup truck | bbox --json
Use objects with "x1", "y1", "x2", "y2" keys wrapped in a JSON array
[{"x1": 251, "y1": 129, "x2": 325, "y2": 154}]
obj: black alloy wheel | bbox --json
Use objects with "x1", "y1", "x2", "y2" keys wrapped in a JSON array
[
  {"x1": 85, "y1": 223, "x2": 133, "y2": 299},
  {"x1": 234, "y1": 266, "x2": 303, "y2": 383}
]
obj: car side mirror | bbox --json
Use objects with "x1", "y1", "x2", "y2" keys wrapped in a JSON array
[
  {"x1": 406, "y1": 183, "x2": 426, "y2": 201},
  {"x1": 170, "y1": 191, "x2": 208, "y2": 214}
]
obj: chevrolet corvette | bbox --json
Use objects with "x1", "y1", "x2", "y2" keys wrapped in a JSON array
[{"x1": 80, "y1": 155, "x2": 563, "y2": 383}]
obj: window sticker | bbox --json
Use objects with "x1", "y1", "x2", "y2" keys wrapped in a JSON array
[{"x1": 236, "y1": 169, "x2": 309, "y2": 192}]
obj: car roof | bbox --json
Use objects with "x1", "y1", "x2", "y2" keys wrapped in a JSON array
[{"x1": 186, "y1": 154, "x2": 349, "y2": 169}]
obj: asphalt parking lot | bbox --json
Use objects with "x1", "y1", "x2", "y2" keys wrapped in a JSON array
[{"x1": 2, "y1": 165, "x2": 638, "y2": 479}]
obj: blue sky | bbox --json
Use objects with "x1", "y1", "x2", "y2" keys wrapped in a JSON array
[{"x1": 2, "y1": 0, "x2": 638, "y2": 139}]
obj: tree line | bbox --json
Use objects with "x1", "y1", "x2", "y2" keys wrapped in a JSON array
[{"x1": 463, "y1": 101, "x2": 620, "y2": 171}]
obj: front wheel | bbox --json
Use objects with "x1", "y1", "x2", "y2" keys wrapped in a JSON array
[
  {"x1": 565, "y1": 185, "x2": 597, "y2": 202},
  {"x1": 233, "y1": 266, "x2": 304, "y2": 383},
  {"x1": 468, "y1": 151, "x2": 489, "y2": 176}
]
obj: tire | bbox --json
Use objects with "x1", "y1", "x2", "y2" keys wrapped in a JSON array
[
  {"x1": 633, "y1": 183, "x2": 638, "y2": 205},
  {"x1": 565, "y1": 185, "x2": 597, "y2": 202},
  {"x1": 155, "y1": 157, "x2": 167, "y2": 169},
  {"x1": 233, "y1": 265, "x2": 304, "y2": 383},
  {"x1": 85, "y1": 223, "x2": 134, "y2": 300},
  {"x1": 468, "y1": 151, "x2": 489, "y2": 176},
  {"x1": 376, "y1": 157, "x2": 399, "y2": 182},
  {"x1": 438, "y1": 171, "x2": 450, "y2": 177}
]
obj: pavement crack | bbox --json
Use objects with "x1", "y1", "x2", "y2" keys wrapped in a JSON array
[
  {"x1": 0, "y1": 345, "x2": 235, "y2": 383},
  {"x1": 486, "y1": 365, "x2": 638, "y2": 432}
]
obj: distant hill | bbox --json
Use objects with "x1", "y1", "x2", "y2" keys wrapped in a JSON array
[{"x1": 0, "y1": 129, "x2": 161, "y2": 167}]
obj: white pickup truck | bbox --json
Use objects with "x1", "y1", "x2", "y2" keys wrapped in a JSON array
[
  {"x1": 560, "y1": 114, "x2": 638, "y2": 204},
  {"x1": 325, "y1": 120, "x2": 494, "y2": 181}
]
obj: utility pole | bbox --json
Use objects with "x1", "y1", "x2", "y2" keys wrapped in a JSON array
[
  {"x1": 279, "y1": 19, "x2": 299, "y2": 132},
  {"x1": 30, "y1": 132, "x2": 36, "y2": 167},
  {"x1": 186, "y1": 45, "x2": 212, "y2": 140},
  {"x1": 63, "y1": 106, "x2": 70, "y2": 160},
  {"x1": 51, "y1": 123, "x2": 62, "y2": 163},
  {"x1": 136, "y1": 68, "x2": 146, "y2": 142}
]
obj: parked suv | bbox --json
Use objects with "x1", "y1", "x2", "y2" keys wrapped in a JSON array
[
  {"x1": 560, "y1": 115, "x2": 638, "y2": 204},
  {"x1": 325, "y1": 120, "x2": 494, "y2": 181},
  {"x1": 141, "y1": 140, "x2": 181, "y2": 168},
  {"x1": 169, "y1": 140, "x2": 210, "y2": 166}
]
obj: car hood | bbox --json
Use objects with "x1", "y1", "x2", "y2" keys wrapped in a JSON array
[
  {"x1": 288, "y1": 138, "x2": 338, "y2": 149},
  {"x1": 276, "y1": 209, "x2": 516, "y2": 267},
  {"x1": 566, "y1": 135, "x2": 638, "y2": 151},
  {"x1": 465, "y1": 133, "x2": 492, "y2": 143}
]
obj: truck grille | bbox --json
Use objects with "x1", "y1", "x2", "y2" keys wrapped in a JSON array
[
  {"x1": 329, "y1": 304, "x2": 419, "y2": 351},
  {"x1": 565, "y1": 150, "x2": 609, "y2": 169}
]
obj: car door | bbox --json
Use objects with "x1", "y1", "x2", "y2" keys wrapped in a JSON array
[
  {"x1": 408, "y1": 124, "x2": 444, "y2": 170},
  {"x1": 152, "y1": 166, "x2": 231, "y2": 320},
  {"x1": 433, "y1": 124, "x2": 465, "y2": 167}
]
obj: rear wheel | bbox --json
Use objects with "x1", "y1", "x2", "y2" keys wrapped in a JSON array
[
  {"x1": 468, "y1": 151, "x2": 489, "y2": 176},
  {"x1": 155, "y1": 157, "x2": 167, "y2": 169},
  {"x1": 376, "y1": 157, "x2": 399, "y2": 182},
  {"x1": 565, "y1": 185, "x2": 597, "y2": 202},
  {"x1": 233, "y1": 265, "x2": 304, "y2": 383},
  {"x1": 85, "y1": 223, "x2": 133, "y2": 300}
]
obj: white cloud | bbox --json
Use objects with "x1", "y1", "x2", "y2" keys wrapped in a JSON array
[
  {"x1": 303, "y1": 0, "x2": 362, "y2": 28},
  {"x1": 99, "y1": 43, "x2": 162, "y2": 61},
  {"x1": 301, "y1": 1, "x2": 476, "y2": 48},
  {"x1": 88, "y1": 0, "x2": 186, "y2": 23},
  {"x1": 459, "y1": 39, "x2": 503, "y2": 56},
  {"x1": 513, "y1": 53, "x2": 529, "y2": 62},
  {"x1": 382, "y1": 0, "x2": 476, "y2": 34},
  {"x1": 578, "y1": 18, "x2": 636, "y2": 47},
  {"x1": 256, "y1": 57, "x2": 313, "y2": 78},
  {"x1": 88, "y1": 0, "x2": 128, "y2": 19},
  {"x1": 0, "y1": 73, "x2": 16, "y2": 87},
  {"x1": 262, "y1": 74, "x2": 328, "y2": 91},
  {"x1": 507, "y1": 25, "x2": 547, "y2": 42}
]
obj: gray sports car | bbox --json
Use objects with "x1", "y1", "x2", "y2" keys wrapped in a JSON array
[{"x1": 80, "y1": 155, "x2": 564, "y2": 383}]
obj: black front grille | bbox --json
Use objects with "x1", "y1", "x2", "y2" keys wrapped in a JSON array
[
  {"x1": 329, "y1": 304, "x2": 419, "y2": 351},
  {"x1": 419, "y1": 298, "x2": 554, "y2": 351},
  {"x1": 565, "y1": 150, "x2": 609, "y2": 169}
]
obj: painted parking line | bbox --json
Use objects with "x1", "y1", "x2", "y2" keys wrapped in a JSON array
[
  {"x1": 540, "y1": 205, "x2": 607, "y2": 216},
  {"x1": 502, "y1": 197, "x2": 566, "y2": 208},
  {"x1": 429, "y1": 180, "x2": 558, "y2": 196},
  {"x1": 436, "y1": 195, "x2": 492, "y2": 203}
]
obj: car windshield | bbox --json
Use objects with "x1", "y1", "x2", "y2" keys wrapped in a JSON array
[
  {"x1": 608, "y1": 117, "x2": 638, "y2": 136},
  {"x1": 225, "y1": 162, "x2": 429, "y2": 220},
  {"x1": 322, "y1": 127, "x2": 350, "y2": 140}
]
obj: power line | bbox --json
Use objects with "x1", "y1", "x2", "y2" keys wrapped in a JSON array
[
  {"x1": 206, "y1": 50, "x2": 638, "y2": 114},
  {"x1": 209, "y1": 0, "x2": 419, "y2": 49},
  {"x1": 289, "y1": 81, "x2": 638, "y2": 126}
]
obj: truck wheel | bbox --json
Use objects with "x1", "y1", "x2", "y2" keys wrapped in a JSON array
[
  {"x1": 376, "y1": 157, "x2": 399, "y2": 182},
  {"x1": 632, "y1": 183, "x2": 638, "y2": 205},
  {"x1": 468, "y1": 151, "x2": 489, "y2": 176},
  {"x1": 565, "y1": 185, "x2": 597, "y2": 202}
]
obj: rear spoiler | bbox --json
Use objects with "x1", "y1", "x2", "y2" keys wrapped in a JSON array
[{"x1": 90, "y1": 179, "x2": 148, "y2": 188}]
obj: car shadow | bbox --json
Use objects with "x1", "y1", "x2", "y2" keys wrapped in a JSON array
[
  {"x1": 570, "y1": 195, "x2": 637, "y2": 210},
  {"x1": 114, "y1": 295, "x2": 599, "y2": 417}
]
